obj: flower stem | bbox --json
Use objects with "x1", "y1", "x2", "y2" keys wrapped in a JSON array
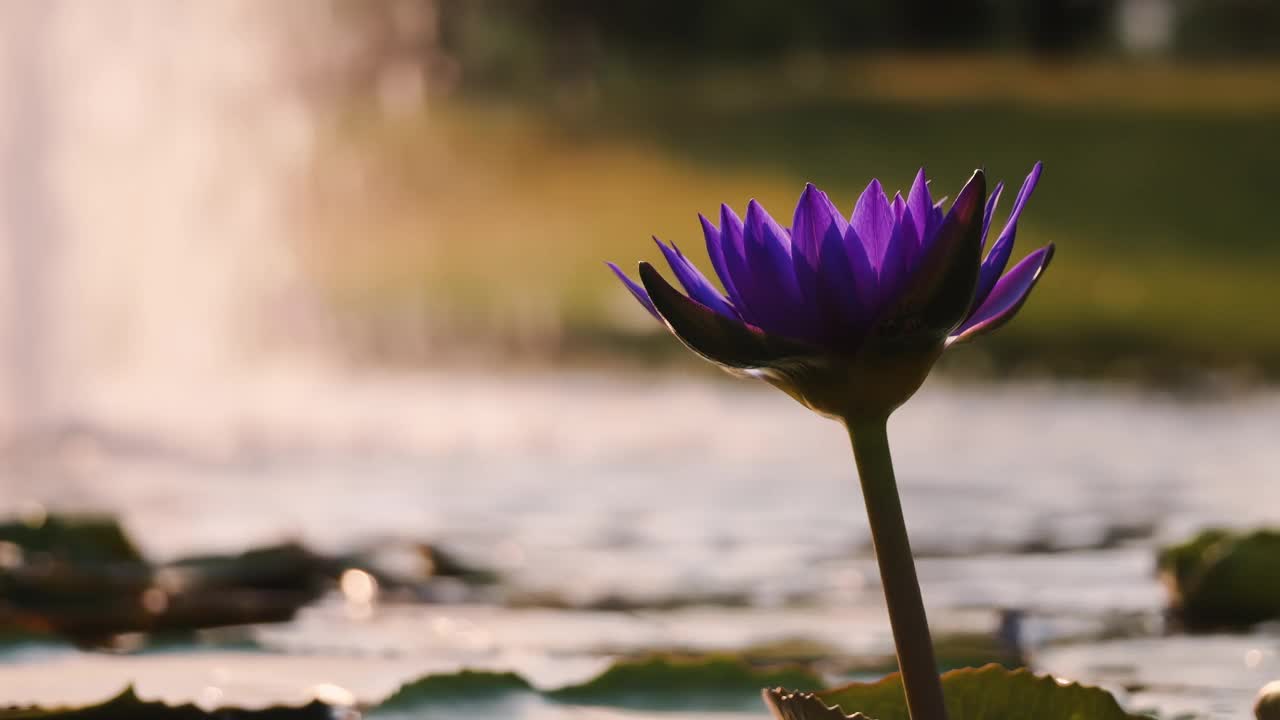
[{"x1": 846, "y1": 417, "x2": 948, "y2": 720}]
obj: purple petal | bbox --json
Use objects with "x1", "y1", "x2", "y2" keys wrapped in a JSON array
[
  {"x1": 972, "y1": 163, "x2": 1043, "y2": 308},
  {"x1": 653, "y1": 237, "x2": 739, "y2": 320},
  {"x1": 930, "y1": 198, "x2": 946, "y2": 238},
  {"x1": 743, "y1": 199, "x2": 807, "y2": 335},
  {"x1": 606, "y1": 262, "x2": 658, "y2": 319},
  {"x1": 951, "y1": 244, "x2": 1055, "y2": 344},
  {"x1": 1007, "y1": 162, "x2": 1043, "y2": 227},
  {"x1": 870, "y1": 170, "x2": 986, "y2": 347},
  {"x1": 841, "y1": 223, "x2": 879, "y2": 315},
  {"x1": 815, "y1": 224, "x2": 869, "y2": 347},
  {"x1": 877, "y1": 211, "x2": 910, "y2": 310},
  {"x1": 700, "y1": 213, "x2": 739, "y2": 304},
  {"x1": 792, "y1": 184, "x2": 868, "y2": 344},
  {"x1": 972, "y1": 225, "x2": 1016, "y2": 310},
  {"x1": 905, "y1": 169, "x2": 934, "y2": 257},
  {"x1": 981, "y1": 181, "x2": 1004, "y2": 251},
  {"x1": 719, "y1": 204, "x2": 759, "y2": 322},
  {"x1": 889, "y1": 192, "x2": 910, "y2": 274},
  {"x1": 638, "y1": 262, "x2": 818, "y2": 369},
  {"x1": 850, "y1": 179, "x2": 895, "y2": 270},
  {"x1": 791, "y1": 184, "x2": 846, "y2": 318}
]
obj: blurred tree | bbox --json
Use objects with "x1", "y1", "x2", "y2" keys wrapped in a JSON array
[
  {"x1": 1017, "y1": 0, "x2": 1116, "y2": 55},
  {"x1": 417, "y1": 0, "x2": 1280, "y2": 94},
  {"x1": 1176, "y1": 0, "x2": 1280, "y2": 57}
]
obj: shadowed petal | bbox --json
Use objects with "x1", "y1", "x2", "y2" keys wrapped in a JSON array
[
  {"x1": 653, "y1": 237, "x2": 739, "y2": 319},
  {"x1": 841, "y1": 223, "x2": 879, "y2": 317},
  {"x1": 719, "y1": 204, "x2": 761, "y2": 322},
  {"x1": 981, "y1": 180, "x2": 1004, "y2": 250},
  {"x1": 888, "y1": 192, "x2": 911, "y2": 274},
  {"x1": 930, "y1": 198, "x2": 946, "y2": 238},
  {"x1": 638, "y1": 262, "x2": 817, "y2": 369},
  {"x1": 815, "y1": 226, "x2": 869, "y2": 347},
  {"x1": 791, "y1": 184, "x2": 845, "y2": 320},
  {"x1": 905, "y1": 169, "x2": 933, "y2": 258},
  {"x1": 1007, "y1": 162, "x2": 1043, "y2": 227},
  {"x1": 950, "y1": 244, "x2": 1055, "y2": 344},
  {"x1": 700, "y1": 213, "x2": 740, "y2": 305},
  {"x1": 606, "y1": 262, "x2": 658, "y2": 319},
  {"x1": 850, "y1": 179, "x2": 895, "y2": 270},
  {"x1": 973, "y1": 163, "x2": 1043, "y2": 308},
  {"x1": 877, "y1": 210, "x2": 910, "y2": 310},
  {"x1": 973, "y1": 224, "x2": 1016, "y2": 310},
  {"x1": 868, "y1": 170, "x2": 986, "y2": 349},
  {"x1": 744, "y1": 199, "x2": 808, "y2": 335},
  {"x1": 793, "y1": 184, "x2": 869, "y2": 344},
  {"x1": 745, "y1": 200, "x2": 797, "y2": 290}
]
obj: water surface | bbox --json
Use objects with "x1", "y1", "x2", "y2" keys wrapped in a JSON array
[{"x1": 2, "y1": 371, "x2": 1277, "y2": 717}]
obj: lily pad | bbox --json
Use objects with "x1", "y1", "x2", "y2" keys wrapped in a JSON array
[
  {"x1": 0, "y1": 687, "x2": 330, "y2": 720},
  {"x1": 1158, "y1": 528, "x2": 1280, "y2": 629},
  {"x1": 840, "y1": 631, "x2": 1023, "y2": 678},
  {"x1": 376, "y1": 654, "x2": 823, "y2": 714},
  {"x1": 0, "y1": 543, "x2": 326, "y2": 643},
  {"x1": 763, "y1": 664, "x2": 1149, "y2": 720},
  {"x1": 548, "y1": 654, "x2": 823, "y2": 710},
  {"x1": 376, "y1": 670, "x2": 533, "y2": 710},
  {"x1": 0, "y1": 515, "x2": 143, "y2": 565}
]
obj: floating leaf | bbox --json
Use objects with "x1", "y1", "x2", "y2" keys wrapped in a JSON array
[
  {"x1": 0, "y1": 543, "x2": 325, "y2": 643},
  {"x1": 0, "y1": 687, "x2": 329, "y2": 720},
  {"x1": 549, "y1": 654, "x2": 823, "y2": 710},
  {"x1": 1158, "y1": 528, "x2": 1280, "y2": 629},
  {"x1": 375, "y1": 654, "x2": 822, "y2": 714},
  {"x1": 841, "y1": 631, "x2": 1023, "y2": 678},
  {"x1": 0, "y1": 514, "x2": 143, "y2": 565},
  {"x1": 376, "y1": 670, "x2": 532, "y2": 711},
  {"x1": 764, "y1": 664, "x2": 1148, "y2": 720}
]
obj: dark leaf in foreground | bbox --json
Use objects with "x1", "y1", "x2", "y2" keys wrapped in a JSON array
[
  {"x1": 375, "y1": 654, "x2": 822, "y2": 714},
  {"x1": 762, "y1": 688, "x2": 874, "y2": 720},
  {"x1": 767, "y1": 664, "x2": 1149, "y2": 720},
  {"x1": 0, "y1": 687, "x2": 331, "y2": 720}
]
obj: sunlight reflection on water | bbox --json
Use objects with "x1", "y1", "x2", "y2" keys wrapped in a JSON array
[{"x1": 1, "y1": 370, "x2": 1278, "y2": 717}]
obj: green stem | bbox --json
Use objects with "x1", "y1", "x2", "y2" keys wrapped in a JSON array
[{"x1": 846, "y1": 417, "x2": 948, "y2": 720}]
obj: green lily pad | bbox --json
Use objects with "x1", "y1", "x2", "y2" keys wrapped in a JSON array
[
  {"x1": 549, "y1": 654, "x2": 823, "y2": 710},
  {"x1": 0, "y1": 514, "x2": 143, "y2": 565},
  {"x1": 376, "y1": 654, "x2": 823, "y2": 714},
  {"x1": 376, "y1": 670, "x2": 533, "y2": 710},
  {"x1": 841, "y1": 631, "x2": 1023, "y2": 679},
  {"x1": 0, "y1": 687, "x2": 329, "y2": 720},
  {"x1": 0, "y1": 542, "x2": 325, "y2": 643},
  {"x1": 1158, "y1": 528, "x2": 1280, "y2": 629},
  {"x1": 763, "y1": 664, "x2": 1149, "y2": 720}
]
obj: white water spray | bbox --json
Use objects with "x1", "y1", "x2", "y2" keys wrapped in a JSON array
[{"x1": 0, "y1": 0, "x2": 401, "y2": 444}]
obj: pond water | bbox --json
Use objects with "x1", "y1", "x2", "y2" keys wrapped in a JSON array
[{"x1": 1, "y1": 370, "x2": 1278, "y2": 718}]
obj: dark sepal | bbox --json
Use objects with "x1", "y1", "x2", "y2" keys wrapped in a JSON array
[{"x1": 638, "y1": 262, "x2": 818, "y2": 370}]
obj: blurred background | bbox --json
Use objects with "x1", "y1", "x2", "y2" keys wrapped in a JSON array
[{"x1": 0, "y1": 1, "x2": 1278, "y2": 718}]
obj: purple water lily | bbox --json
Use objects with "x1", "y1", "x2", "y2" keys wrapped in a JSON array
[
  {"x1": 609, "y1": 165, "x2": 1051, "y2": 419},
  {"x1": 609, "y1": 165, "x2": 1055, "y2": 720}
]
